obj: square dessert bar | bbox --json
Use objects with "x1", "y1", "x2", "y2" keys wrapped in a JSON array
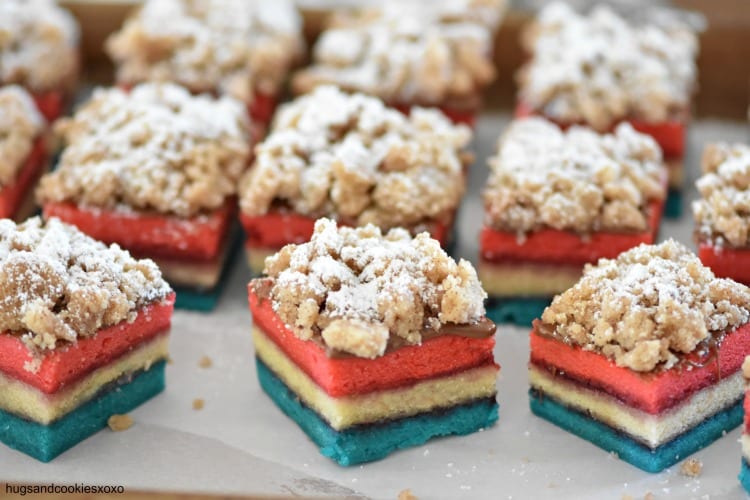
[
  {"x1": 0, "y1": 217, "x2": 174, "y2": 462},
  {"x1": 516, "y1": 2, "x2": 699, "y2": 216},
  {"x1": 292, "y1": 0, "x2": 506, "y2": 126},
  {"x1": 37, "y1": 83, "x2": 252, "y2": 311},
  {"x1": 248, "y1": 219, "x2": 498, "y2": 465},
  {"x1": 480, "y1": 117, "x2": 666, "y2": 325},
  {"x1": 529, "y1": 240, "x2": 750, "y2": 473},
  {"x1": 740, "y1": 357, "x2": 750, "y2": 492},
  {"x1": 694, "y1": 143, "x2": 750, "y2": 286},
  {"x1": 106, "y1": 0, "x2": 304, "y2": 127},
  {"x1": 239, "y1": 85, "x2": 472, "y2": 275},
  {"x1": 0, "y1": 86, "x2": 49, "y2": 221},
  {"x1": 1, "y1": 0, "x2": 80, "y2": 122}
]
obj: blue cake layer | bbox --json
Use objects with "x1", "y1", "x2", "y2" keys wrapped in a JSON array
[
  {"x1": 256, "y1": 358, "x2": 499, "y2": 466},
  {"x1": 740, "y1": 459, "x2": 750, "y2": 493},
  {"x1": 664, "y1": 189, "x2": 682, "y2": 218},
  {"x1": 529, "y1": 389, "x2": 742, "y2": 473},
  {"x1": 486, "y1": 297, "x2": 550, "y2": 327},
  {"x1": 0, "y1": 361, "x2": 166, "y2": 462}
]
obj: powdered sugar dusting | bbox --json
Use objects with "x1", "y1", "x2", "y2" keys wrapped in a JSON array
[
  {"x1": 519, "y1": 2, "x2": 698, "y2": 129},
  {"x1": 541, "y1": 240, "x2": 750, "y2": 372},
  {"x1": 239, "y1": 85, "x2": 470, "y2": 231},
  {"x1": 484, "y1": 117, "x2": 665, "y2": 235},
  {"x1": 37, "y1": 83, "x2": 251, "y2": 217},
  {"x1": 0, "y1": 217, "x2": 172, "y2": 356},
  {"x1": 0, "y1": 85, "x2": 45, "y2": 187},
  {"x1": 257, "y1": 218, "x2": 487, "y2": 359}
]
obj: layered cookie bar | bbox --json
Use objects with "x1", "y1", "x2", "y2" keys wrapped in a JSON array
[
  {"x1": 292, "y1": 0, "x2": 506, "y2": 126},
  {"x1": 480, "y1": 117, "x2": 666, "y2": 325},
  {"x1": 107, "y1": 0, "x2": 304, "y2": 126},
  {"x1": 37, "y1": 83, "x2": 251, "y2": 310},
  {"x1": 239, "y1": 85, "x2": 472, "y2": 275},
  {"x1": 694, "y1": 143, "x2": 750, "y2": 286},
  {"x1": 516, "y1": 2, "x2": 699, "y2": 215},
  {"x1": 0, "y1": 86, "x2": 48, "y2": 221},
  {"x1": 740, "y1": 357, "x2": 750, "y2": 492},
  {"x1": 0, "y1": 0, "x2": 79, "y2": 121},
  {"x1": 248, "y1": 218, "x2": 498, "y2": 465},
  {"x1": 529, "y1": 240, "x2": 750, "y2": 472},
  {"x1": 0, "y1": 217, "x2": 174, "y2": 462}
]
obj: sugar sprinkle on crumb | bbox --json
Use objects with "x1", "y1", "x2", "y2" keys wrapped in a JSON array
[
  {"x1": 398, "y1": 489, "x2": 417, "y2": 500},
  {"x1": 680, "y1": 459, "x2": 702, "y2": 477},
  {"x1": 192, "y1": 398, "x2": 205, "y2": 410},
  {"x1": 107, "y1": 414, "x2": 133, "y2": 432},
  {"x1": 199, "y1": 355, "x2": 213, "y2": 369}
]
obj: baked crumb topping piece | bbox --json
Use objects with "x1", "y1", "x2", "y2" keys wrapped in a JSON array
[
  {"x1": 519, "y1": 2, "x2": 698, "y2": 130},
  {"x1": 257, "y1": 218, "x2": 487, "y2": 359},
  {"x1": 293, "y1": 0, "x2": 505, "y2": 106},
  {"x1": 107, "y1": 0, "x2": 303, "y2": 102},
  {"x1": 0, "y1": 0, "x2": 79, "y2": 92},
  {"x1": 0, "y1": 217, "x2": 172, "y2": 354},
  {"x1": 483, "y1": 118, "x2": 665, "y2": 235},
  {"x1": 0, "y1": 85, "x2": 45, "y2": 187},
  {"x1": 36, "y1": 83, "x2": 251, "y2": 217},
  {"x1": 540, "y1": 240, "x2": 750, "y2": 372},
  {"x1": 239, "y1": 85, "x2": 471, "y2": 230},
  {"x1": 693, "y1": 143, "x2": 750, "y2": 249},
  {"x1": 742, "y1": 355, "x2": 750, "y2": 380}
]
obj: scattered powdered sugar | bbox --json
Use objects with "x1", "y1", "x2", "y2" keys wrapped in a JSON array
[
  {"x1": 541, "y1": 239, "x2": 750, "y2": 372},
  {"x1": 258, "y1": 218, "x2": 487, "y2": 359},
  {"x1": 519, "y1": 2, "x2": 698, "y2": 129},
  {"x1": 0, "y1": 85, "x2": 45, "y2": 187},
  {"x1": 239, "y1": 85, "x2": 471, "y2": 231},
  {"x1": 483, "y1": 117, "x2": 665, "y2": 235},
  {"x1": 693, "y1": 143, "x2": 750, "y2": 248},
  {"x1": 0, "y1": 0, "x2": 79, "y2": 91},
  {"x1": 107, "y1": 0, "x2": 303, "y2": 101},
  {"x1": 37, "y1": 83, "x2": 250, "y2": 217},
  {"x1": 292, "y1": 0, "x2": 504, "y2": 105},
  {"x1": 0, "y1": 217, "x2": 172, "y2": 356}
]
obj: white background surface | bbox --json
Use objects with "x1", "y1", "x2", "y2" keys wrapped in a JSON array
[{"x1": 2, "y1": 114, "x2": 749, "y2": 499}]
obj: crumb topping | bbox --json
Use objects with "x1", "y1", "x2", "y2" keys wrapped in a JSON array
[
  {"x1": 693, "y1": 143, "x2": 750, "y2": 248},
  {"x1": 239, "y1": 86, "x2": 470, "y2": 230},
  {"x1": 743, "y1": 355, "x2": 750, "y2": 380},
  {"x1": 540, "y1": 240, "x2": 750, "y2": 372},
  {"x1": 0, "y1": 217, "x2": 172, "y2": 354},
  {"x1": 292, "y1": 0, "x2": 505, "y2": 105},
  {"x1": 0, "y1": 0, "x2": 79, "y2": 91},
  {"x1": 36, "y1": 83, "x2": 251, "y2": 217},
  {"x1": 257, "y1": 218, "x2": 487, "y2": 359},
  {"x1": 519, "y1": 2, "x2": 698, "y2": 130},
  {"x1": 107, "y1": 414, "x2": 134, "y2": 431},
  {"x1": 0, "y1": 85, "x2": 45, "y2": 187},
  {"x1": 107, "y1": 0, "x2": 303, "y2": 101},
  {"x1": 483, "y1": 118, "x2": 665, "y2": 235}
]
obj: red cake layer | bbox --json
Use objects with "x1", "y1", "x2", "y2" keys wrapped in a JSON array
[
  {"x1": 0, "y1": 137, "x2": 47, "y2": 219},
  {"x1": 0, "y1": 293, "x2": 175, "y2": 394},
  {"x1": 481, "y1": 200, "x2": 663, "y2": 265},
  {"x1": 514, "y1": 100, "x2": 685, "y2": 158},
  {"x1": 392, "y1": 103, "x2": 476, "y2": 127},
  {"x1": 32, "y1": 90, "x2": 65, "y2": 123},
  {"x1": 248, "y1": 91, "x2": 277, "y2": 127},
  {"x1": 698, "y1": 243, "x2": 750, "y2": 286},
  {"x1": 43, "y1": 201, "x2": 234, "y2": 261},
  {"x1": 248, "y1": 286, "x2": 496, "y2": 397},
  {"x1": 240, "y1": 211, "x2": 450, "y2": 251},
  {"x1": 744, "y1": 390, "x2": 750, "y2": 433},
  {"x1": 530, "y1": 322, "x2": 750, "y2": 414}
]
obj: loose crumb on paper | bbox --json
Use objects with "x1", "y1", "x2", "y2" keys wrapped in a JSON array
[
  {"x1": 199, "y1": 355, "x2": 213, "y2": 368},
  {"x1": 680, "y1": 458, "x2": 703, "y2": 477},
  {"x1": 107, "y1": 414, "x2": 133, "y2": 432},
  {"x1": 398, "y1": 489, "x2": 417, "y2": 500},
  {"x1": 193, "y1": 398, "x2": 205, "y2": 410},
  {"x1": 644, "y1": 493, "x2": 655, "y2": 500}
]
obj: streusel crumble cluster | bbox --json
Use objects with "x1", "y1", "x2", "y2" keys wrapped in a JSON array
[
  {"x1": 0, "y1": 86, "x2": 45, "y2": 187},
  {"x1": 259, "y1": 218, "x2": 487, "y2": 359},
  {"x1": 107, "y1": 0, "x2": 303, "y2": 102},
  {"x1": 519, "y1": 2, "x2": 698, "y2": 130},
  {"x1": 541, "y1": 240, "x2": 750, "y2": 372},
  {"x1": 240, "y1": 85, "x2": 471, "y2": 230},
  {"x1": 0, "y1": 217, "x2": 172, "y2": 354},
  {"x1": 693, "y1": 143, "x2": 750, "y2": 248},
  {"x1": 37, "y1": 83, "x2": 251, "y2": 217},
  {"x1": 484, "y1": 118, "x2": 665, "y2": 236}
]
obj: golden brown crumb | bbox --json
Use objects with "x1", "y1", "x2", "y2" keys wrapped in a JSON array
[
  {"x1": 198, "y1": 356, "x2": 213, "y2": 369},
  {"x1": 743, "y1": 356, "x2": 750, "y2": 380},
  {"x1": 541, "y1": 240, "x2": 750, "y2": 372},
  {"x1": 679, "y1": 458, "x2": 702, "y2": 477},
  {"x1": 107, "y1": 414, "x2": 134, "y2": 432},
  {"x1": 484, "y1": 118, "x2": 665, "y2": 235},
  {"x1": 256, "y1": 218, "x2": 487, "y2": 359},
  {"x1": 397, "y1": 489, "x2": 417, "y2": 500},
  {"x1": 192, "y1": 398, "x2": 205, "y2": 410},
  {"x1": 36, "y1": 84, "x2": 251, "y2": 218},
  {"x1": 621, "y1": 495, "x2": 633, "y2": 500},
  {"x1": 0, "y1": 86, "x2": 45, "y2": 187},
  {"x1": 240, "y1": 86, "x2": 471, "y2": 232},
  {"x1": 644, "y1": 493, "x2": 655, "y2": 500}
]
